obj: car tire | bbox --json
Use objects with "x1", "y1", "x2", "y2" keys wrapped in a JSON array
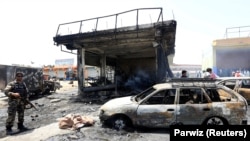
[
  {"x1": 203, "y1": 116, "x2": 227, "y2": 125},
  {"x1": 111, "y1": 116, "x2": 132, "y2": 131}
]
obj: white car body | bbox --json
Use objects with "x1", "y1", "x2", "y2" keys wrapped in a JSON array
[{"x1": 99, "y1": 79, "x2": 248, "y2": 130}]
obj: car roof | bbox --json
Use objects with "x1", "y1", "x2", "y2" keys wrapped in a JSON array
[
  {"x1": 153, "y1": 83, "x2": 173, "y2": 89},
  {"x1": 216, "y1": 76, "x2": 250, "y2": 80},
  {"x1": 216, "y1": 77, "x2": 250, "y2": 84},
  {"x1": 153, "y1": 78, "x2": 219, "y2": 90}
]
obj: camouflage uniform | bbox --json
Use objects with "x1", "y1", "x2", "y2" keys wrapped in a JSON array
[{"x1": 4, "y1": 79, "x2": 29, "y2": 131}]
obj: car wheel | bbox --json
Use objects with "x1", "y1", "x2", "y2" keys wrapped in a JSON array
[
  {"x1": 111, "y1": 116, "x2": 131, "y2": 131},
  {"x1": 204, "y1": 116, "x2": 227, "y2": 125}
]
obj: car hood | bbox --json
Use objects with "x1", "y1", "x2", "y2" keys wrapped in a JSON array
[{"x1": 102, "y1": 96, "x2": 134, "y2": 107}]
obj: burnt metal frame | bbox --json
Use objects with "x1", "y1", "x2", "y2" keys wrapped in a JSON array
[{"x1": 54, "y1": 7, "x2": 163, "y2": 47}]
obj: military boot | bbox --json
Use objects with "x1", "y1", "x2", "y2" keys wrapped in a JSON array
[
  {"x1": 17, "y1": 123, "x2": 29, "y2": 131},
  {"x1": 6, "y1": 126, "x2": 13, "y2": 135}
]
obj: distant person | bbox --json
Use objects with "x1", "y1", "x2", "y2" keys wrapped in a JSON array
[
  {"x1": 202, "y1": 70, "x2": 208, "y2": 78},
  {"x1": 196, "y1": 71, "x2": 202, "y2": 78},
  {"x1": 232, "y1": 71, "x2": 236, "y2": 77},
  {"x1": 180, "y1": 70, "x2": 188, "y2": 78},
  {"x1": 205, "y1": 68, "x2": 218, "y2": 79},
  {"x1": 4, "y1": 72, "x2": 29, "y2": 135},
  {"x1": 65, "y1": 70, "x2": 70, "y2": 80},
  {"x1": 235, "y1": 70, "x2": 244, "y2": 77}
]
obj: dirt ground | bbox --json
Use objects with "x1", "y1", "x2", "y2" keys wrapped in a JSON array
[{"x1": 0, "y1": 81, "x2": 170, "y2": 141}]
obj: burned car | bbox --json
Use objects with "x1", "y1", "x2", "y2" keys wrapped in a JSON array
[
  {"x1": 99, "y1": 78, "x2": 248, "y2": 130},
  {"x1": 216, "y1": 77, "x2": 250, "y2": 104}
]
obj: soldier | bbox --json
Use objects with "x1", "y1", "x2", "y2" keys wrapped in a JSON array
[{"x1": 4, "y1": 72, "x2": 29, "y2": 135}]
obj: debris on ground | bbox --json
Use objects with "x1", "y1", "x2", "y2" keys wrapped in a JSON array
[{"x1": 58, "y1": 113, "x2": 95, "y2": 130}]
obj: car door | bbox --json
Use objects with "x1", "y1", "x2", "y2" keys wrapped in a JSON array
[
  {"x1": 135, "y1": 89, "x2": 177, "y2": 128},
  {"x1": 176, "y1": 87, "x2": 213, "y2": 125}
]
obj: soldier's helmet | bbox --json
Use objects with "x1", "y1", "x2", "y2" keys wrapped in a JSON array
[{"x1": 15, "y1": 72, "x2": 24, "y2": 77}]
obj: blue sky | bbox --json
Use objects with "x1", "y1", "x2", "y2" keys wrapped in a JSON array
[{"x1": 0, "y1": 0, "x2": 249, "y2": 66}]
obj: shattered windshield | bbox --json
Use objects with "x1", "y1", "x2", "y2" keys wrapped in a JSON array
[{"x1": 134, "y1": 87, "x2": 156, "y2": 102}]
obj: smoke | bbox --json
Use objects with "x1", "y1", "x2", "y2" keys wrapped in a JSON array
[
  {"x1": 216, "y1": 48, "x2": 250, "y2": 76},
  {"x1": 124, "y1": 69, "x2": 155, "y2": 91}
]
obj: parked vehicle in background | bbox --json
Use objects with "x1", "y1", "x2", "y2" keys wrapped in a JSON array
[
  {"x1": 216, "y1": 77, "x2": 250, "y2": 104},
  {"x1": 41, "y1": 74, "x2": 62, "y2": 94},
  {"x1": 0, "y1": 64, "x2": 62, "y2": 97},
  {"x1": 99, "y1": 78, "x2": 248, "y2": 131}
]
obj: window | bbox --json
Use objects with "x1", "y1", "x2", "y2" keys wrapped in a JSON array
[
  {"x1": 145, "y1": 89, "x2": 176, "y2": 104},
  {"x1": 179, "y1": 88, "x2": 207, "y2": 104},
  {"x1": 162, "y1": 89, "x2": 176, "y2": 104},
  {"x1": 206, "y1": 88, "x2": 234, "y2": 102},
  {"x1": 205, "y1": 88, "x2": 221, "y2": 102},
  {"x1": 135, "y1": 87, "x2": 156, "y2": 102},
  {"x1": 217, "y1": 88, "x2": 233, "y2": 102}
]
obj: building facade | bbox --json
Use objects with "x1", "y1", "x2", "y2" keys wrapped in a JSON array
[{"x1": 202, "y1": 26, "x2": 250, "y2": 77}]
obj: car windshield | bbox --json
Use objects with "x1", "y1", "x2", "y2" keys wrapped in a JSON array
[{"x1": 134, "y1": 87, "x2": 156, "y2": 102}]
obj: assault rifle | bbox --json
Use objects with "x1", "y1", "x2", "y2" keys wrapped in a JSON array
[
  {"x1": 21, "y1": 98, "x2": 39, "y2": 111},
  {"x1": 11, "y1": 86, "x2": 38, "y2": 111}
]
